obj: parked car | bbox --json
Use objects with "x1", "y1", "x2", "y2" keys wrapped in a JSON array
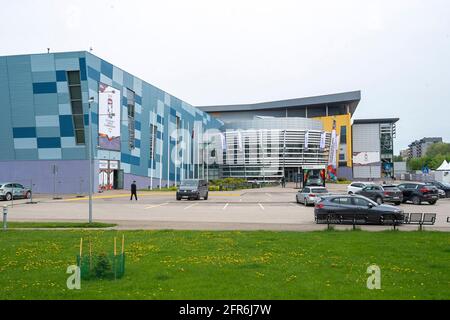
[
  {"x1": 347, "y1": 182, "x2": 372, "y2": 194},
  {"x1": 305, "y1": 176, "x2": 324, "y2": 187},
  {"x1": 397, "y1": 183, "x2": 439, "y2": 205},
  {"x1": 176, "y1": 179, "x2": 209, "y2": 200},
  {"x1": 355, "y1": 184, "x2": 403, "y2": 205},
  {"x1": 436, "y1": 189, "x2": 446, "y2": 199},
  {"x1": 425, "y1": 181, "x2": 450, "y2": 198},
  {"x1": 314, "y1": 195, "x2": 404, "y2": 225},
  {"x1": 0, "y1": 182, "x2": 32, "y2": 201},
  {"x1": 296, "y1": 186, "x2": 330, "y2": 206}
]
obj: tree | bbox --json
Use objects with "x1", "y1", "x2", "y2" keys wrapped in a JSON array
[
  {"x1": 406, "y1": 142, "x2": 450, "y2": 171},
  {"x1": 426, "y1": 142, "x2": 450, "y2": 158}
]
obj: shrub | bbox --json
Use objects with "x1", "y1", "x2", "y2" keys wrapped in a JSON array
[{"x1": 94, "y1": 253, "x2": 112, "y2": 278}]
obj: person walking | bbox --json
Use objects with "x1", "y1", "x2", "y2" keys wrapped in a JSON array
[
  {"x1": 281, "y1": 176, "x2": 286, "y2": 188},
  {"x1": 130, "y1": 181, "x2": 138, "y2": 201}
]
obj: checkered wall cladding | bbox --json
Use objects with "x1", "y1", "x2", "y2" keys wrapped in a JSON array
[{"x1": 0, "y1": 51, "x2": 222, "y2": 182}]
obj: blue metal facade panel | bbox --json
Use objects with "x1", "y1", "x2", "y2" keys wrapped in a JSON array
[
  {"x1": 13, "y1": 127, "x2": 37, "y2": 138},
  {"x1": 33, "y1": 82, "x2": 57, "y2": 94},
  {"x1": 59, "y1": 115, "x2": 75, "y2": 137},
  {"x1": 0, "y1": 57, "x2": 15, "y2": 159},
  {"x1": 37, "y1": 137, "x2": 61, "y2": 148},
  {"x1": 56, "y1": 70, "x2": 67, "y2": 81}
]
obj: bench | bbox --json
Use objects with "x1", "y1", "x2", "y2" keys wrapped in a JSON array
[
  {"x1": 404, "y1": 213, "x2": 436, "y2": 231},
  {"x1": 316, "y1": 214, "x2": 402, "y2": 230}
]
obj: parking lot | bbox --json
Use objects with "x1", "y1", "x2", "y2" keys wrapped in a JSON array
[{"x1": 4, "y1": 183, "x2": 450, "y2": 231}]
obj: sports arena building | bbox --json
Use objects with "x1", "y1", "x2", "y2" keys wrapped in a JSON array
[
  {"x1": 199, "y1": 91, "x2": 361, "y2": 182},
  {"x1": 0, "y1": 51, "x2": 221, "y2": 193},
  {"x1": 0, "y1": 51, "x2": 396, "y2": 193}
]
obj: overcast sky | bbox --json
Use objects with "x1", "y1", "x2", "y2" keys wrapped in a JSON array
[{"x1": 1, "y1": 0, "x2": 449, "y2": 151}]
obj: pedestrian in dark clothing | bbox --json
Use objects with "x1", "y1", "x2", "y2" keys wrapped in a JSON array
[
  {"x1": 281, "y1": 177, "x2": 286, "y2": 188},
  {"x1": 130, "y1": 181, "x2": 138, "y2": 200}
]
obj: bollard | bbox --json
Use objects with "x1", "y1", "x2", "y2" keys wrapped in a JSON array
[{"x1": 3, "y1": 205, "x2": 7, "y2": 231}]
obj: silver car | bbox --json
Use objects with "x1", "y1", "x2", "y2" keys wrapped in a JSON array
[
  {"x1": 0, "y1": 182, "x2": 32, "y2": 201},
  {"x1": 296, "y1": 186, "x2": 330, "y2": 206}
]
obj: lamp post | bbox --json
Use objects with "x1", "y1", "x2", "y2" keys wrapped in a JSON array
[
  {"x1": 87, "y1": 97, "x2": 118, "y2": 223},
  {"x1": 88, "y1": 96, "x2": 95, "y2": 223}
]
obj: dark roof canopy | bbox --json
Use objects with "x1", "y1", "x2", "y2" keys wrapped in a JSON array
[
  {"x1": 353, "y1": 118, "x2": 399, "y2": 125},
  {"x1": 197, "y1": 91, "x2": 361, "y2": 115}
]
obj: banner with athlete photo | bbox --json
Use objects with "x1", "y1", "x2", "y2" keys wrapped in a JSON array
[{"x1": 98, "y1": 83, "x2": 121, "y2": 150}]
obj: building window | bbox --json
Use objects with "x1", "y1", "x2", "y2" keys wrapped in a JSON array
[
  {"x1": 176, "y1": 116, "x2": 181, "y2": 137},
  {"x1": 149, "y1": 124, "x2": 156, "y2": 160},
  {"x1": 339, "y1": 161, "x2": 347, "y2": 168},
  {"x1": 328, "y1": 105, "x2": 347, "y2": 116},
  {"x1": 340, "y1": 126, "x2": 347, "y2": 144},
  {"x1": 244, "y1": 137, "x2": 249, "y2": 163},
  {"x1": 380, "y1": 124, "x2": 393, "y2": 154},
  {"x1": 67, "y1": 71, "x2": 85, "y2": 144},
  {"x1": 307, "y1": 106, "x2": 327, "y2": 118},
  {"x1": 256, "y1": 135, "x2": 261, "y2": 163},
  {"x1": 233, "y1": 137, "x2": 238, "y2": 164},
  {"x1": 127, "y1": 88, "x2": 135, "y2": 150}
]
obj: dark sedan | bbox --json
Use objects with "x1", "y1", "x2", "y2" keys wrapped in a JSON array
[
  {"x1": 425, "y1": 181, "x2": 450, "y2": 198},
  {"x1": 314, "y1": 195, "x2": 404, "y2": 225},
  {"x1": 355, "y1": 184, "x2": 403, "y2": 205}
]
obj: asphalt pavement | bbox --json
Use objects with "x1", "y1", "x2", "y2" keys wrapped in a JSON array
[{"x1": 4, "y1": 183, "x2": 450, "y2": 231}]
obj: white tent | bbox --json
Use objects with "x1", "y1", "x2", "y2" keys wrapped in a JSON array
[{"x1": 436, "y1": 160, "x2": 450, "y2": 171}]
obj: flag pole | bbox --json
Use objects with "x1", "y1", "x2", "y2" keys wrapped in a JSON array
[
  {"x1": 182, "y1": 120, "x2": 185, "y2": 181},
  {"x1": 197, "y1": 123, "x2": 200, "y2": 179},
  {"x1": 159, "y1": 127, "x2": 163, "y2": 190},
  {"x1": 206, "y1": 131, "x2": 209, "y2": 182},
  {"x1": 150, "y1": 122, "x2": 155, "y2": 190},
  {"x1": 167, "y1": 128, "x2": 170, "y2": 187}
]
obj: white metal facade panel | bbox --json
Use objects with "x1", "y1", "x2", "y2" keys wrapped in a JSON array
[
  {"x1": 352, "y1": 123, "x2": 380, "y2": 153},
  {"x1": 353, "y1": 165, "x2": 381, "y2": 179}
]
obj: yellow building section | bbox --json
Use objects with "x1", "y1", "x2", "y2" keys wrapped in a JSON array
[{"x1": 313, "y1": 114, "x2": 353, "y2": 168}]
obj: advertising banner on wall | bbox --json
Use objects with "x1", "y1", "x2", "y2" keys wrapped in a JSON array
[
  {"x1": 353, "y1": 151, "x2": 381, "y2": 166},
  {"x1": 304, "y1": 130, "x2": 310, "y2": 151},
  {"x1": 98, "y1": 83, "x2": 121, "y2": 151},
  {"x1": 328, "y1": 130, "x2": 339, "y2": 169},
  {"x1": 319, "y1": 131, "x2": 326, "y2": 150},
  {"x1": 327, "y1": 129, "x2": 339, "y2": 181}
]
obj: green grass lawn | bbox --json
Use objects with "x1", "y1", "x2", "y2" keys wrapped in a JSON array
[
  {"x1": 6, "y1": 222, "x2": 116, "y2": 229},
  {"x1": 0, "y1": 229, "x2": 449, "y2": 300}
]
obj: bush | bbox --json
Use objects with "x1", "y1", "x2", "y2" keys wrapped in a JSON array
[
  {"x1": 94, "y1": 253, "x2": 112, "y2": 279},
  {"x1": 139, "y1": 186, "x2": 178, "y2": 192},
  {"x1": 209, "y1": 178, "x2": 248, "y2": 190}
]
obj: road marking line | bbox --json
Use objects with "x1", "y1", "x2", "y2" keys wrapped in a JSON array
[
  {"x1": 266, "y1": 193, "x2": 272, "y2": 197},
  {"x1": 258, "y1": 203, "x2": 265, "y2": 210},
  {"x1": 223, "y1": 203, "x2": 229, "y2": 210},
  {"x1": 184, "y1": 203, "x2": 199, "y2": 210},
  {"x1": 63, "y1": 192, "x2": 240, "y2": 201},
  {"x1": 145, "y1": 202, "x2": 169, "y2": 209}
]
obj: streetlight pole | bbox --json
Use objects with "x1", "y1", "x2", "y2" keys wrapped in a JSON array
[{"x1": 88, "y1": 97, "x2": 95, "y2": 223}]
